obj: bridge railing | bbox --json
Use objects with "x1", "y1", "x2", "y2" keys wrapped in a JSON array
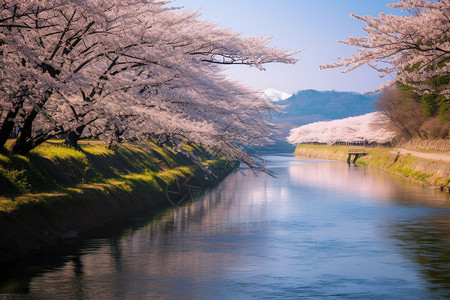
[{"x1": 348, "y1": 148, "x2": 366, "y2": 155}]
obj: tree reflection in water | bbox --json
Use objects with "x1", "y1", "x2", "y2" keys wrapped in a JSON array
[{"x1": 1, "y1": 155, "x2": 450, "y2": 299}]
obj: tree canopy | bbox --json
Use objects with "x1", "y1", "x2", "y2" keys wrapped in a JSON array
[
  {"x1": 320, "y1": 0, "x2": 449, "y2": 99},
  {"x1": 287, "y1": 112, "x2": 395, "y2": 145},
  {"x1": 0, "y1": 0, "x2": 299, "y2": 172}
]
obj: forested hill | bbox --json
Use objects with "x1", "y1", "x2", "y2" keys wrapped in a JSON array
[
  {"x1": 257, "y1": 89, "x2": 379, "y2": 153},
  {"x1": 276, "y1": 89, "x2": 379, "y2": 122}
]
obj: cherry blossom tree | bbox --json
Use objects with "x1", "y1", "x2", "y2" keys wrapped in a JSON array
[
  {"x1": 0, "y1": 0, "x2": 299, "y2": 172},
  {"x1": 320, "y1": 0, "x2": 450, "y2": 98},
  {"x1": 0, "y1": 0, "x2": 64, "y2": 148},
  {"x1": 0, "y1": 0, "x2": 115, "y2": 153},
  {"x1": 287, "y1": 112, "x2": 396, "y2": 145},
  {"x1": 61, "y1": 3, "x2": 297, "y2": 149}
]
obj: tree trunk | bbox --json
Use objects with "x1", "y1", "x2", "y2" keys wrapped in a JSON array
[
  {"x1": 10, "y1": 109, "x2": 39, "y2": 155},
  {"x1": 66, "y1": 125, "x2": 86, "y2": 149},
  {"x1": 12, "y1": 124, "x2": 67, "y2": 154},
  {"x1": 0, "y1": 119, "x2": 16, "y2": 149},
  {"x1": 10, "y1": 90, "x2": 52, "y2": 155},
  {"x1": 0, "y1": 97, "x2": 25, "y2": 148}
]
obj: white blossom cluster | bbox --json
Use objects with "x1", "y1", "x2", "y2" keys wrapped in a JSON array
[
  {"x1": 321, "y1": 0, "x2": 450, "y2": 98},
  {"x1": 0, "y1": 0, "x2": 298, "y2": 171},
  {"x1": 287, "y1": 112, "x2": 396, "y2": 145}
]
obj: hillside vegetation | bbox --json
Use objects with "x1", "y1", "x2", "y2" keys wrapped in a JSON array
[
  {"x1": 358, "y1": 149, "x2": 450, "y2": 188},
  {"x1": 276, "y1": 90, "x2": 378, "y2": 123},
  {"x1": 0, "y1": 141, "x2": 233, "y2": 265},
  {"x1": 0, "y1": 140, "x2": 226, "y2": 205}
]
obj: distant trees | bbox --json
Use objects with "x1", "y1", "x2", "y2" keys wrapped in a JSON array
[
  {"x1": 376, "y1": 86, "x2": 450, "y2": 140},
  {"x1": 0, "y1": 0, "x2": 299, "y2": 171},
  {"x1": 375, "y1": 87, "x2": 425, "y2": 140},
  {"x1": 287, "y1": 112, "x2": 395, "y2": 145},
  {"x1": 321, "y1": 0, "x2": 449, "y2": 140}
]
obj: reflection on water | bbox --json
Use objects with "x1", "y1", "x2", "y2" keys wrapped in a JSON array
[
  {"x1": 1, "y1": 154, "x2": 450, "y2": 299},
  {"x1": 290, "y1": 155, "x2": 450, "y2": 207}
]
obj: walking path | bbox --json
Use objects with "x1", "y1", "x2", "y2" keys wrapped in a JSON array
[{"x1": 392, "y1": 148, "x2": 450, "y2": 162}]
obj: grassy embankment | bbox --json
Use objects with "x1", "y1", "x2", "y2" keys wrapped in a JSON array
[
  {"x1": 0, "y1": 140, "x2": 233, "y2": 265},
  {"x1": 294, "y1": 144, "x2": 450, "y2": 189}
]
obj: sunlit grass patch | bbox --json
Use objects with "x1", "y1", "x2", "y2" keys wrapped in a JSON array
[
  {"x1": 156, "y1": 166, "x2": 194, "y2": 184},
  {"x1": 111, "y1": 144, "x2": 163, "y2": 173},
  {"x1": 0, "y1": 198, "x2": 19, "y2": 212},
  {"x1": 63, "y1": 187, "x2": 84, "y2": 198},
  {"x1": 80, "y1": 183, "x2": 111, "y2": 192},
  {"x1": 121, "y1": 173, "x2": 160, "y2": 191},
  {"x1": 413, "y1": 171, "x2": 431, "y2": 181},
  {"x1": 0, "y1": 153, "x2": 8, "y2": 163},
  {"x1": 0, "y1": 190, "x2": 78, "y2": 212},
  {"x1": 31, "y1": 143, "x2": 86, "y2": 161},
  {"x1": 401, "y1": 167, "x2": 413, "y2": 177},
  {"x1": 433, "y1": 176, "x2": 450, "y2": 188},
  {"x1": 80, "y1": 144, "x2": 114, "y2": 156},
  {"x1": 399, "y1": 167, "x2": 431, "y2": 182},
  {"x1": 122, "y1": 170, "x2": 157, "y2": 182},
  {"x1": 104, "y1": 179, "x2": 133, "y2": 192},
  {"x1": 388, "y1": 155, "x2": 417, "y2": 174},
  {"x1": 360, "y1": 148, "x2": 394, "y2": 168},
  {"x1": 444, "y1": 178, "x2": 450, "y2": 187},
  {"x1": 146, "y1": 142, "x2": 176, "y2": 167},
  {"x1": 9, "y1": 193, "x2": 66, "y2": 209},
  {"x1": 355, "y1": 158, "x2": 367, "y2": 165},
  {"x1": 181, "y1": 143, "x2": 194, "y2": 152},
  {"x1": 202, "y1": 160, "x2": 217, "y2": 166}
]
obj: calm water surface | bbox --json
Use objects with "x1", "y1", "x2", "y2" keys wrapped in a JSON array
[{"x1": 1, "y1": 154, "x2": 450, "y2": 299}]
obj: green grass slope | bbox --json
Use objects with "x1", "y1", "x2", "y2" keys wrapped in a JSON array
[
  {"x1": 0, "y1": 140, "x2": 234, "y2": 266},
  {"x1": 294, "y1": 144, "x2": 450, "y2": 189},
  {"x1": 357, "y1": 148, "x2": 450, "y2": 189}
]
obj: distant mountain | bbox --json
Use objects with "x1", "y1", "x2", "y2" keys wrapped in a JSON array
[
  {"x1": 277, "y1": 89, "x2": 378, "y2": 122},
  {"x1": 257, "y1": 89, "x2": 379, "y2": 153},
  {"x1": 261, "y1": 88, "x2": 292, "y2": 102}
]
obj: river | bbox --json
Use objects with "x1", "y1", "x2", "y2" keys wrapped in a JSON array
[{"x1": 1, "y1": 154, "x2": 450, "y2": 299}]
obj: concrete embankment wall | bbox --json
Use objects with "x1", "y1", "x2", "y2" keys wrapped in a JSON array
[
  {"x1": 293, "y1": 145, "x2": 349, "y2": 161},
  {"x1": 294, "y1": 144, "x2": 450, "y2": 189},
  {"x1": 0, "y1": 142, "x2": 234, "y2": 266}
]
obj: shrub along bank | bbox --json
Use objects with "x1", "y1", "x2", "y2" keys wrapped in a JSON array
[
  {"x1": 294, "y1": 144, "x2": 450, "y2": 189},
  {"x1": 0, "y1": 141, "x2": 235, "y2": 266}
]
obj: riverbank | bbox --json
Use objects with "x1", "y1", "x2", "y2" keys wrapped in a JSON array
[
  {"x1": 294, "y1": 144, "x2": 450, "y2": 190},
  {"x1": 0, "y1": 141, "x2": 235, "y2": 266}
]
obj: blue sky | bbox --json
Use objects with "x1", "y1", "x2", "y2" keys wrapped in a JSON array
[{"x1": 172, "y1": 0, "x2": 401, "y2": 94}]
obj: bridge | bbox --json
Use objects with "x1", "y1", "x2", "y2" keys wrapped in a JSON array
[{"x1": 347, "y1": 148, "x2": 367, "y2": 164}]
